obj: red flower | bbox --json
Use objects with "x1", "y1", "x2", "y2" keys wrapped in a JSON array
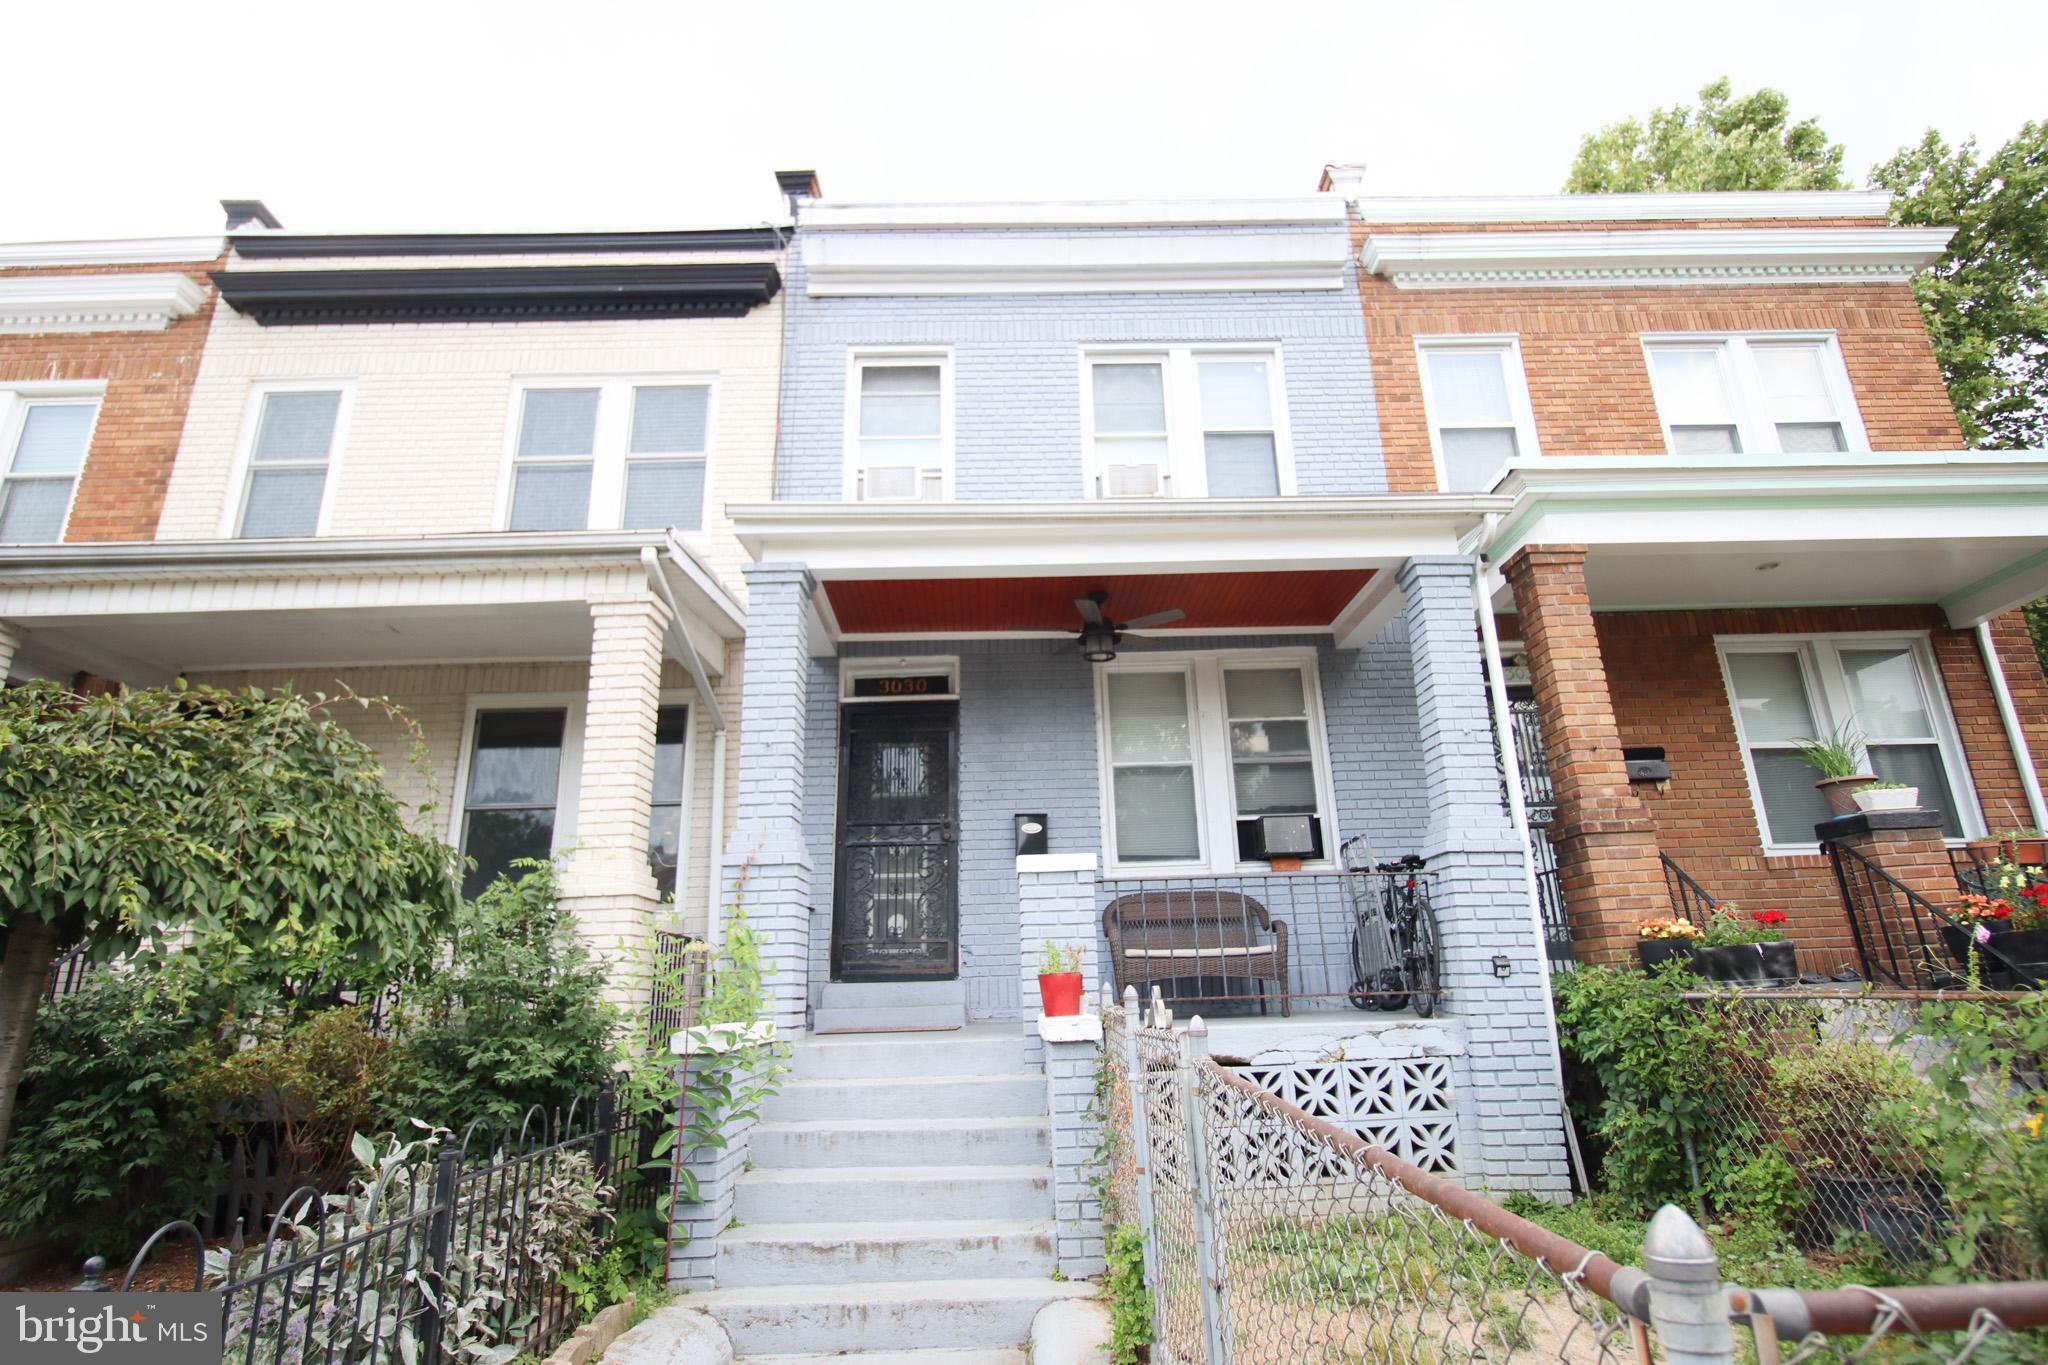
[
  {"x1": 1750, "y1": 910, "x2": 1788, "y2": 926},
  {"x1": 2024, "y1": 884, "x2": 2048, "y2": 907}
]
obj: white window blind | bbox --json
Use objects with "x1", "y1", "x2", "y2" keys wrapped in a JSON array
[
  {"x1": 1105, "y1": 670, "x2": 1202, "y2": 863},
  {"x1": 1647, "y1": 336, "x2": 1863, "y2": 456},
  {"x1": 0, "y1": 399, "x2": 96, "y2": 544},
  {"x1": 1085, "y1": 348, "x2": 1291, "y2": 499},
  {"x1": 1418, "y1": 344, "x2": 1531, "y2": 491},
  {"x1": 624, "y1": 386, "x2": 709, "y2": 530},
  {"x1": 1198, "y1": 360, "x2": 1279, "y2": 497},
  {"x1": 510, "y1": 388, "x2": 600, "y2": 531},
  {"x1": 856, "y1": 363, "x2": 945, "y2": 501},
  {"x1": 1092, "y1": 362, "x2": 1170, "y2": 498},
  {"x1": 1648, "y1": 348, "x2": 1742, "y2": 454}
]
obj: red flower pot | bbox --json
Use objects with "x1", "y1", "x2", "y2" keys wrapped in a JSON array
[{"x1": 1038, "y1": 972, "x2": 1083, "y2": 1017}]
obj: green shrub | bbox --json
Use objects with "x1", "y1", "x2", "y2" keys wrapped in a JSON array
[
  {"x1": 1768, "y1": 1041, "x2": 1928, "y2": 1182},
  {"x1": 0, "y1": 961, "x2": 221, "y2": 1253},
  {"x1": 1103, "y1": 1222, "x2": 1153, "y2": 1365},
  {"x1": 1713, "y1": 1150, "x2": 1810, "y2": 1231},
  {"x1": 380, "y1": 863, "x2": 617, "y2": 1136}
]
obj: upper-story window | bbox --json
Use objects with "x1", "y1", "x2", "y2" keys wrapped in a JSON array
[
  {"x1": 1415, "y1": 337, "x2": 1540, "y2": 492},
  {"x1": 505, "y1": 379, "x2": 711, "y2": 532},
  {"x1": 1644, "y1": 335, "x2": 1866, "y2": 456},
  {"x1": 848, "y1": 352, "x2": 950, "y2": 501},
  {"x1": 232, "y1": 385, "x2": 348, "y2": 538},
  {"x1": 1084, "y1": 348, "x2": 1292, "y2": 499},
  {"x1": 0, "y1": 387, "x2": 100, "y2": 544}
]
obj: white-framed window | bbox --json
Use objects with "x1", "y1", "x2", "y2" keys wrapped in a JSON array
[
  {"x1": 1716, "y1": 634, "x2": 1980, "y2": 853},
  {"x1": 1643, "y1": 334, "x2": 1867, "y2": 456},
  {"x1": 846, "y1": 351, "x2": 951, "y2": 502},
  {"x1": 1094, "y1": 649, "x2": 1339, "y2": 874},
  {"x1": 1082, "y1": 347, "x2": 1294, "y2": 499},
  {"x1": 0, "y1": 384, "x2": 102, "y2": 544},
  {"x1": 226, "y1": 382, "x2": 351, "y2": 538},
  {"x1": 451, "y1": 697, "x2": 585, "y2": 899},
  {"x1": 1414, "y1": 337, "x2": 1540, "y2": 492},
  {"x1": 502, "y1": 377, "x2": 713, "y2": 532}
]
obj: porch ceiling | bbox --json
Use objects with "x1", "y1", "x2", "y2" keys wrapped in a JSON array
[{"x1": 821, "y1": 570, "x2": 1376, "y2": 635}]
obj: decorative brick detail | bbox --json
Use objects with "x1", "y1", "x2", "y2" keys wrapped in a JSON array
[
  {"x1": 726, "y1": 564, "x2": 818, "y2": 1031},
  {"x1": 1500, "y1": 545, "x2": 1666, "y2": 965},
  {"x1": 1399, "y1": 556, "x2": 1570, "y2": 1194},
  {"x1": 0, "y1": 258, "x2": 223, "y2": 543}
]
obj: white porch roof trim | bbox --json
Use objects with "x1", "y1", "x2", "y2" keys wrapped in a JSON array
[
  {"x1": 801, "y1": 227, "x2": 1352, "y2": 296},
  {"x1": 1354, "y1": 189, "x2": 1892, "y2": 225},
  {"x1": 1362, "y1": 226, "x2": 1953, "y2": 290},
  {"x1": 1482, "y1": 452, "x2": 2048, "y2": 626},
  {"x1": 729, "y1": 495, "x2": 1513, "y2": 577},
  {"x1": 0, "y1": 272, "x2": 210, "y2": 334}
]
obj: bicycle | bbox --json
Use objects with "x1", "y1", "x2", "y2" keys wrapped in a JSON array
[{"x1": 1341, "y1": 836, "x2": 1441, "y2": 1018}]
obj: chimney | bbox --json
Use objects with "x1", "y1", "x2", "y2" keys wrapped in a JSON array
[
  {"x1": 221, "y1": 199, "x2": 283, "y2": 231},
  {"x1": 774, "y1": 169, "x2": 821, "y2": 216},
  {"x1": 1318, "y1": 164, "x2": 1366, "y2": 204}
]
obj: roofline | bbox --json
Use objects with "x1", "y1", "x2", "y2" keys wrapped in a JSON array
[
  {"x1": 730, "y1": 495, "x2": 1512, "y2": 530},
  {"x1": 211, "y1": 262, "x2": 782, "y2": 325},
  {"x1": 229, "y1": 226, "x2": 789, "y2": 259},
  {"x1": 798, "y1": 197, "x2": 1347, "y2": 231},
  {"x1": 0, "y1": 236, "x2": 225, "y2": 269},
  {"x1": 1354, "y1": 190, "x2": 1894, "y2": 225}
]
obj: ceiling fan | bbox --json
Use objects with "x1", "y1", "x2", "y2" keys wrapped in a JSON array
[{"x1": 1065, "y1": 590, "x2": 1186, "y2": 663}]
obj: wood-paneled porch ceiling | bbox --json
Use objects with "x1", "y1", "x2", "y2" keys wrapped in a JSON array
[{"x1": 822, "y1": 570, "x2": 1376, "y2": 634}]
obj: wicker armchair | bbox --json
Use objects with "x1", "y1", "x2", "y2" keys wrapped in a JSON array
[{"x1": 1102, "y1": 889, "x2": 1290, "y2": 1016}]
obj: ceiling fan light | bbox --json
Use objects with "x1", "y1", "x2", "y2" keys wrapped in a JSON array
[{"x1": 1079, "y1": 624, "x2": 1119, "y2": 662}]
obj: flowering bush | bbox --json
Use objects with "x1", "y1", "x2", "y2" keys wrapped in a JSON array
[
  {"x1": 1637, "y1": 917, "x2": 1702, "y2": 941},
  {"x1": 1952, "y1": 889, "x2": 2048, "y2": 933},
  {"x1": 1696, "y1": 905, "x2": 1789, "y2": 947}
]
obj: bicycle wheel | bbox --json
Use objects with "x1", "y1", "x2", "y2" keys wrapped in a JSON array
[{"x1": 1406, "y1": 889, "x2": 1441, "y2": 1019}]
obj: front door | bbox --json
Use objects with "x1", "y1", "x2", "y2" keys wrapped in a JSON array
[{"x1": 832, "y1": 702, "x2": 959, "y2": 981}]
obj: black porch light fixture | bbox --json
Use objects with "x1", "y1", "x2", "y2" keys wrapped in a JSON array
[{"x1": 1080, "y1": 623, "x2": 1120, "y2": 663}]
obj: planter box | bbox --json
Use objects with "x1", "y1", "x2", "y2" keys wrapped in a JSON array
[
  {"x1": 1693, "y1": 942, "x2": 1798, "y2": 986},
  {"x1": 1852, "y1": 787, "x2": 1919, "y2": 813},
  {"x1": 1817, "y1": 774, "x2": 1878, "y2": 818},
  {"x1": 1937, "y1": 924, "x2": 2048, "y2": 988},
  {"x1": 1799, "y1": 1175, "x2": 1946, "y2": 1265},
  {"x1": 1636, "y1": 939, "x2": 1697, "y2": 973}
]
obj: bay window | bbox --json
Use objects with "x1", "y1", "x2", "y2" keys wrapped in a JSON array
[
  {"x1": 1084, "y1": 347, "x2": 1291, "y2": 498},
  {"x1": 1644, "y1": 335, "x2": 1864, "y2": 457},
  {"x1": 1718, "y1": 635, "x2": 1977, "y2": 851},
  {"x1": 505, "y1": 378, "x2": 712, "y2": 532},
  {"x1": 1097, "y1": 651, "x2": 1336, "y2": 873}
]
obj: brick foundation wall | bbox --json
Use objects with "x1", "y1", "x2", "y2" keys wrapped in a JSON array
[
  {"x1": 1597, "y1": 605, "x2": 2048, "y2": 966},
  {"x1": 0, "y1": 258, "x2": 222, "y2": 541},
  {"x1": 1343, "y1": 215, "x2": 1961, "y2": 492}
]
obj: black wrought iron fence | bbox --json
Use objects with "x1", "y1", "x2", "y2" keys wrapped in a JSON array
[
  {"x1": 1098, "y1": 859, "x2": 1441, "y2": 1017},
  {"x1": 41, "y1": 940, "x2": 97, "y2": 1000},
  {"x1": 100, "y1": 1080, "x2": 666, "y2": 1365},
  {"x1": 1828, "y1": 839, "x2": 2045, "y2": 989}
]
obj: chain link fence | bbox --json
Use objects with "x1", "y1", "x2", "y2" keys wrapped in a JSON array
[{"x1": 1104, "y1": 992, "x2": 2048, "y2": 1364}]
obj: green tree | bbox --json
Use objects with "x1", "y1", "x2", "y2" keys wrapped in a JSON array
[
  {"x1": 1873, "y1": 123, "x2": 2048, "y2": 450},
  {"x1": 0, "y1": 682, "x2": 460, "y2": 1165},
  {"x1": 1564, "y1": 77, "x2": 1849, "y2": 194}
]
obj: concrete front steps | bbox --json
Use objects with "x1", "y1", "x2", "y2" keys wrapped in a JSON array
[
  {"x1": 696, "y1": 1024, "x2": 1089, "y2": 1357},
  {"x1": 812, "y1": 980, "x2": 966, "y2": 1033}
]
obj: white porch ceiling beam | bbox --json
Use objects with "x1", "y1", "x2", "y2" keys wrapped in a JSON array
[
  {"x1": 1331, "y1": 572, "x2": 1405, "y2": 650},
  {"x1": 1942, "y1": 548, "x2": 2048, "y2": 629}
]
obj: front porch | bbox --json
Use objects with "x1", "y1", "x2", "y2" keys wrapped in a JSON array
[{"x1": 722, "y1": 495, "x2": 1577, "y2": 1198}]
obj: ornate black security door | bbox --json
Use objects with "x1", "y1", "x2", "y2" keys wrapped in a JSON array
[{"x1": 832, "y1": 702, "x2": 959, "y2": 980}]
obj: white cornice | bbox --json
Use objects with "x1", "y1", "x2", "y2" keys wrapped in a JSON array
[
  {"x1": 1361, "y1": 226, "x2": 1952, "y2": 290},
  {"x1": 800, "y1": 197, "x2": 1345, "y2": 231},
  {"x1": 0, "y1": 236, "x2": 223, "y2": 268},
  {"x1": 1355, "y1": 190, "x2": 1893, "y2": 225},
  {"x1": 0, "y1": 272, "x2": 210, "y2": 334},
  {"x1": 802, "y1": 229, "x2": 1352, "y2": 296}
]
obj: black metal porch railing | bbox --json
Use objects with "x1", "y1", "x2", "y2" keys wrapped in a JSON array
[
  {"x1": 1828, "y1": 838, "x2": 2046, "y2": 990},
  {"x1": 1097, "y1": 861, "x2": 1441, "y2": 1018},
  {"x1": 42, "y1": 939, "x2": 97, "y2": 1000},
  {"x1": 1659, "y1": 853, "x2": 1720, "y2": 927},
  {"x1": 1949, "y1": 846, "x2": 2048, "y2": 899}
]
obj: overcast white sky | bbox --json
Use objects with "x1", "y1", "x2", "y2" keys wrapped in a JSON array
[{"x1": 6, "y1": 0, "x2": 2042, "y2": 241}]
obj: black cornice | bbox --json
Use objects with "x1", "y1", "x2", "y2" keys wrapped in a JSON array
[
  {"x1": 211, "y1": 263, "x2": 783, "y2": 325},
  {"x1": 229, "y1": 227, "x2": 788, "y2": 258}
]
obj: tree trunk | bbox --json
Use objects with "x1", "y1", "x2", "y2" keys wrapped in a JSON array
[{"x1": 0, "y1": 916, "x2": 62, "y2": 1170}]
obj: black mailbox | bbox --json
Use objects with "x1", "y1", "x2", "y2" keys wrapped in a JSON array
[
  {"x1": 1623, "y1": 746, "x2": 1671, "y2": 783},
  {"x1": 1015, "y1": 813, "x2": 1049, "y2": 856}
]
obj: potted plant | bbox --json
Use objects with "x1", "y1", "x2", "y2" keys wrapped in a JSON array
[
  {"x1": 1938, "y1": 883, "x2": 2048, "y2": 987},
  {"x1": 1037, "y1": 941, "x2": 1087, "y2": 1017},
  {"x1": 1852, "y1": 780, "x2": 1919, "y2": 813},
  {"x1": 1692, "y1": 905, "x2": 1797, "y2": 985},
  {"x1": 1792, "y1": 723, "x2": 1876, "y2": 818},
  {"x1": 1636, "y1": 917, "x2": 1702, "y2": 972},
  {"x1": 1999, "y1": 829, "x2": 2048, "y2": 867}
]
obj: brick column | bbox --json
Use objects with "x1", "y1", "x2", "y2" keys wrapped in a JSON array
[
  {"x1": 1819, "y1": 810, "x2": 1957, "y2": 909},
  {"x1": 1500, "y1": 545, "x2": 1666, "y2": 965},
  {"x1": 1017, "y1": 854, "x2": 1101, "y2": 1030},
  {"x1": 725, "y1": 564, "x2": 818, "y2": 1032},
  {"x1": 0, "y1": 621, "x2": 24, "y2": 680},
  {"x1": 1399, "y1": 557, "x2": 1570, "y2": 1196},
  {"x1": 559, "y1": 594, "x2": 670, "y2": 979}
]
